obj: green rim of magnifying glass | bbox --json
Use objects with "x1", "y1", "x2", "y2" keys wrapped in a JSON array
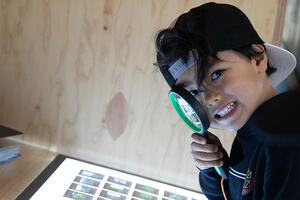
[{"x1": 169, "y1": 92, "x2": 204, "y2": 133}]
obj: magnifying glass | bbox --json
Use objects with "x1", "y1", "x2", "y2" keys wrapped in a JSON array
[{"x1": 169, "y1": 87, "x2": 228, "y2": 179}]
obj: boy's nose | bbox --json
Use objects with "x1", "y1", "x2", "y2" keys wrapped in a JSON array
[{"x1": 205, "y1": 90, "x2": 221, "y2": 107}]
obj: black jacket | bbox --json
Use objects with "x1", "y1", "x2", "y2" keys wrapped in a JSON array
[{"x1": 199, "y1": 89, "x2": 300, "y2": 200}]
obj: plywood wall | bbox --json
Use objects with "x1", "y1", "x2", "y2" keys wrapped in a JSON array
[{"x1": 0, "y1": 0, "x2": 282, "y2": 191}]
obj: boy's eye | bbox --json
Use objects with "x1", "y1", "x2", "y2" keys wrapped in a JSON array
[
  {"x1": 211, "y1": 69, "x2": 224, "y2": 81},
  {"x1": 190, "y1": 90, "x2": 199, "y2": 96}
]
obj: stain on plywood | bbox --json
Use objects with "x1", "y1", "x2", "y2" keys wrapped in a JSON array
[{"x1": 104, "y1": 92, "x2": 129, "y2": 140}]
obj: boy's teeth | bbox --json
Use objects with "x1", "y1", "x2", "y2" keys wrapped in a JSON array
[{"x1": 217, "y1": 101, "x2": 236, "y2": 117}]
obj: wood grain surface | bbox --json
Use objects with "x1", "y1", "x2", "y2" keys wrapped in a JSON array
[
  {"x1": 0, "y1": 139, "x2": 56, "y2": 199},
  {"x1": 0, "y1": 0, "x2": 283, "y2": 191}
]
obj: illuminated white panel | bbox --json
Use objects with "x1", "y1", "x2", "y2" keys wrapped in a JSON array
[{"x1": 30, "y1": 158, "x2": 207, "y2": 200}]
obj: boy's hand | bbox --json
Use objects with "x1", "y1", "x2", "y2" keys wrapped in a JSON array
[{"x1": 191, "y1": 131, "x2": 224, "y2": 170}]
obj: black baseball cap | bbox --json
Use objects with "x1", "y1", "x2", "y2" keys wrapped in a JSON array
[{"x1": 159, "y1": 2, "x2": 296, "y2": 88}]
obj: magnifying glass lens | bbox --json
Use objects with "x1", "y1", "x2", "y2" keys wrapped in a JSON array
[
  {"x1": 175, "y1": 95, "x2": 201, "y2": 128},
  {"x1": 169, "y1": 92, "x2": 204, "y2": 133}
]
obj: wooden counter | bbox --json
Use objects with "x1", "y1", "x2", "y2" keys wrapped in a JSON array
[{"x1": 0, "y1": 139, "x2": 57, "y2": 200}]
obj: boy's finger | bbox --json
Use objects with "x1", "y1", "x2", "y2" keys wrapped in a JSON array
[
  {"x1": 191, "y1": 142, "x2": 219, "y2": 153},
  {"x1": 194, "y1": 159, "x2": 224, "y2": 170},
  {"x1": 192, "y1": 151, "x2": 223, "y2": 161},
  {"x1": 191, "y1": 133, "x2": 207, "y2": 144}
]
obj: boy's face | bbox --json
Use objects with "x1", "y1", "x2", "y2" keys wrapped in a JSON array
[{"x1": 175, "y1": 47, "x2": 272, "y2": 131}]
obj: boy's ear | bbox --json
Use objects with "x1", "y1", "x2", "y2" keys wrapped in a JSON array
[{"x1": 251, "y1": 44, "x2": 268, "y2": 73}]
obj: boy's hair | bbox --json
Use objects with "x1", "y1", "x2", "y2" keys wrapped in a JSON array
[
  {"x1": 155, "y1": 19, "x2": 276, "y2": 90},
  {"x1": 155, "y1": 3, "x2": 296, "y2": 89}
]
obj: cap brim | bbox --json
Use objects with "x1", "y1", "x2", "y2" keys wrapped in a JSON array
[{"x1": 265, "y1": 43, "x2": 297, "y2": 87}]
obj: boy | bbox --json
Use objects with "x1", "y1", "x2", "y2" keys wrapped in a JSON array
[{"x1": 155, "y1": 2, "x2": 300, "y2": 200}]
